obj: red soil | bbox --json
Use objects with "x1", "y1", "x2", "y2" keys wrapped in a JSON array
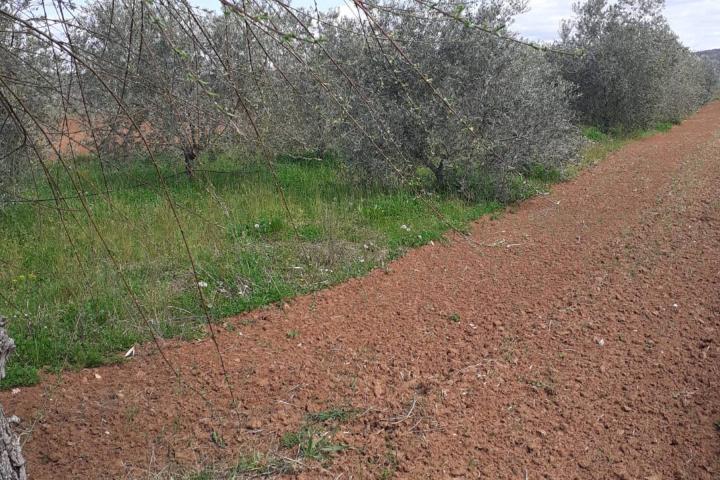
[
  {"x1": 52, "y1": 117, "x2": 155, "y2": 157},
  {"x1": 4, "y1": 102, "x2": 720, "y2": 479}
]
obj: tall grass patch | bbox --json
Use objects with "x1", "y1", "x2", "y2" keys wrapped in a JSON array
[{"x1": 0, "y1": 153, "x2": 499, "y2": 388}]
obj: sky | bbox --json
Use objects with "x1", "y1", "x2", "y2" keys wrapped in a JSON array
[
  {"x1": 194, "y1": 0, "x2": 720, "y2": 51},
  {"x1": 513, "y1": 0, "x2": 720, "y2": 51}
]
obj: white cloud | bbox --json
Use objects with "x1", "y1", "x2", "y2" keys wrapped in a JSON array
[
  {"x1": 333, "y1": 1, "x2": 365, "y2": 20},
  {"x1": 512, "y1": 0, "x2": 569, "y2": 43},
  {"x1": 664, "y1": 0, "x2": 720, "y2": 51},
  {"x1": 513, "y1": 0, "x2": 720, "y2": 51}
]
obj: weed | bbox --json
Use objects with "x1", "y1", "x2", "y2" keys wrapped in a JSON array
[
  {"x1": 286, "y1": 329, "x2": 299, "y2": 339},
  {"x1": 380, "y1": 449, "x2": 399, "y2": 479},
  {"x1": 500, "y1": 335, "x2": 518, "y2": 364},
  {"x1": 185, "y1": 470, "x2": 213, "y2": 480},
  {"x1": 305, "y1": 407, "x2": 358, "y2": 424},
  {"x1": 528, "y1": 379, "x2": 557, "y2": 396},
  {"x1": 653, "y1": 122, "x2": 673, "y2": 132},
  {"x1": 279, "y1": 406, "x2": 358, "y2": 465},
  {"x1": 448, "y1": 313, "x2": 461, "y2": 323},
  {"x1": 234, "y1": 452, "x2": 294, "y2": 476},
  {"x1": 181, "y1": 453, "x2": 295, "y2": 479},
  {"x1": 210, "y1": 430, "x2": 226, "y2": 448},
  {"x1": 280, "y1": 426, "x2": 346, "y2": 461},
  {"x1": 582, "y1": 125, "x2": 608, "y2": 142},
  {"x1": 526, "y1": 370, "x2": 557, "y2": 396},
  {"x1": 379, "y1": 467, "x2": 395, "y2": 479},
  {"x1": 124, "y1": 404, "x2": 139, "y2": 423}
]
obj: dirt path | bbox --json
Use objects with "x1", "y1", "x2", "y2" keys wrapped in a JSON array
[{"x1": 5, "y1": 102, "x2": 720, "y2": 479}]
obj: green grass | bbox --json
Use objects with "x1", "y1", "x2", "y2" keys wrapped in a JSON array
[
  {"x1": 581, "y1": 126, "x2": 608, "y2": 142},
  {"x1": 0, "y1": 153, "x2": 501, "y2": 388},
  {"x1": 567, "y1": 121, "x2": 678, "y2": 176},
  {"x1": 279, "y1": 426, "x2": 347, "y2": 460},
  {"x1": 304, "y1": 406, "x2": 359, "y2": 423},
  {"x1": 232, "y1": 453, "x2": 294, "y2": 477},
  {"x1": 279, "y1": 406, "x2": 355, "y2": 462},
  {"x1": 652, "y1": 121, "x2": 674, "y2": 132}
]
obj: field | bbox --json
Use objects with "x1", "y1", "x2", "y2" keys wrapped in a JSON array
[
  {"x1": 2, "y1": 0, "x2": 719, "y2": 477},
  {"x1": 0, "y1": 122, "x2": 675, "y2": 389},
  {"x1": 4, "y1": 103, "x2": 719, "y2": 480}
]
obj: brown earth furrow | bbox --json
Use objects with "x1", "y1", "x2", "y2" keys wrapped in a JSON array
[{"x1": 3, "y1": 102, "x2": 720, "y2": 479}]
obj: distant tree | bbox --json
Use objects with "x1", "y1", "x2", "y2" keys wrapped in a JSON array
[
  {"x1": 658, "y1": 51, "x2": 718, "y2": 122},
  {"x1": 556, "y1": 0, "x2": 715, "y2": 131},
  {"x1": 75, "y1": 0, "x2": 233, "y2": 177},
  {"x1": 696, "y1": 49, "x2": 720, "y2": 81}
]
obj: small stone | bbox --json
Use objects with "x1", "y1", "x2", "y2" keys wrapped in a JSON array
[
  {"x1": 374, "y1": 381, "x2": 384, "y2": 397},
  {"x1": 46, "y1": 449, "x2": 62, "y2": 463},
  {"x1": 451, "y1": 467, "x2": 466, "y2": 477},
  {"x1": 613, "y1": 466, "x2": 630, "y2": 480}
]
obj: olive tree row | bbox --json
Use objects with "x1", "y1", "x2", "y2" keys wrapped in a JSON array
[
  {"x1": 555, "y1": 0, "x2": 717, "y2": 131},
  {"x1": 1, "y1": 0, "x2": 717, "y2": 199}
]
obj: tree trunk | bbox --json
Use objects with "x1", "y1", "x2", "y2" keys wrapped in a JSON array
[
  {"x1": 429, "y1": 158, "x2": 446, "y2": 191},
  {"x1": 183, "y1": 147, "x2": 196, "y2": 180},
  {"x1": 0, "y1": 317, "x2": 27, "y2": 480}
]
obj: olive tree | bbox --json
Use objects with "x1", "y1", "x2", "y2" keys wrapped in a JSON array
[
  {"x1": 75, "y1": 0, "x2": 234, "y2": 177},
  {"x1": 314, "y1": 0, "x2": 581, "y2": 199},
  {"x1": 0, "y1": 0, "x2": 57, "y2": 196}
]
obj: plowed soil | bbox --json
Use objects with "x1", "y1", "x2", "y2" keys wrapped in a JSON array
[{"x1": 4, "y1": 102, "x2": 720, "y2": 479}]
